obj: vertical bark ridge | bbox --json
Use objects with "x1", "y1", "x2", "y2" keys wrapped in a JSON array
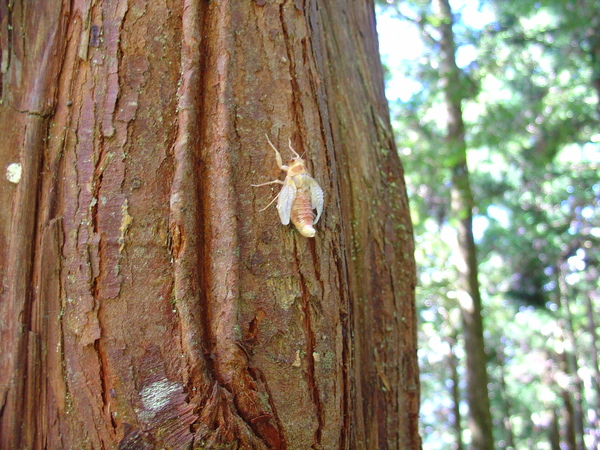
[
  {"x1": 192, "y1": 2, "x2": 285, "y2": 447},
  {"x1": 169, "y1": 0, "x2": 264, "y2": 447},
  {"x1": 169, "y1": 0, "x2": 211, "y2": 398},
  {"x1": 0, "y1": 0, "x2": 66, "y2": 444},
  {"x1": 0, "y1": 115, "x2": 46, "y2": 448}
]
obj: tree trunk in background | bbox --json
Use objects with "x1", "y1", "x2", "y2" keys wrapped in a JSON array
[
  {"x1": 585, "y1": 267, "x2": 600, "y2": 449},
  {"x1": 560, "y1": 387, "x2": 578, "y2": 450},
  {"x1": 497, "y1": 344, "x2": 515, "y2": 449},
  {"x1": 0, "y1": 1, "x2": 419, "y2": 448},
  {"x1": 434, "y1": 0, "x2": 494, "y2": 448},
  {"x1": 549, "y1": 409, "x2": 561, "y2": 450},
  {"x1": 557, "y1": 260, "x2": 586, "y2": 450},
  {"x1": 447, "y1": 335, "x2": 464, "y2": 450},
  {"x1": 581, "y1": 1, "x2": 600, "y2": 117}
]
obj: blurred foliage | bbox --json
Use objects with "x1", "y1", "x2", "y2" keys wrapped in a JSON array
[{"x1": 378, "y1": 0, "x2": 600, "y2": 448}]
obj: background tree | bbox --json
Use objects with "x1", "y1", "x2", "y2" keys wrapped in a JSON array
[
  {"x1": 379, "y1": 0, "x2": 599, "y2": 447},
  {"x1": 435, "y1": 1, "x2": 494, "y2": 447},
  {"x1": 380, "y1": 0, "x2": 494, "y2": 447},
  {"x1": 0, "y1": 1, "x2": 419, "y2": 448}
]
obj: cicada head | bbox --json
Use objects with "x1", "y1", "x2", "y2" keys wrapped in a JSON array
[{"x1": 286, "y1": 158, "x2": 309, "y2": 177}]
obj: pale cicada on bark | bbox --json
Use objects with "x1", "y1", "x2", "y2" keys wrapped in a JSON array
[{"x1": 252, "y1": 135, "x2": 324, "y2": 237}]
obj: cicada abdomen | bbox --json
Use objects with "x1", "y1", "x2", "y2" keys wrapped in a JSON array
[{"x1": 290, "y1": 187, "x2": 315, "y2": 236}]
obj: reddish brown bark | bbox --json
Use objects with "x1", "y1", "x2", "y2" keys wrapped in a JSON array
[{"x1": 0, "y1": 1, "x2": 418, "y2": 448}]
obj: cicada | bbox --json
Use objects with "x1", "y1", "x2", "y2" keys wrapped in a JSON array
[{"x1": 252, "y1": 135, "x2": 324, "y2": 237}]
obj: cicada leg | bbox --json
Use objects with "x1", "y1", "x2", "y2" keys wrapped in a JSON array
[
  {"x1": 265, "y1": 134, "x2": 287, "y2": 170},
  {"x1": 251, "y1": 179, "x2": 284, "y2": 212}
]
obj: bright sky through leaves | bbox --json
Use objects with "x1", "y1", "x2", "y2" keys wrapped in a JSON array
[{"x1": 377, "y1": 0, "x2": 495, "y2": 102}]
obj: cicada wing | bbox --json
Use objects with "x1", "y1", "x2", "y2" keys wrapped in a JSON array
[
  {"x1": 309, "y1": 178, "x2": 324, "y2": 224},
  {"x1": 276, "y1": 179, "x2": 297, "y2": 225}
]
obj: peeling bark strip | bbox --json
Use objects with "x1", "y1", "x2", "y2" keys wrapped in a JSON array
[{"x1": 0, "y1": 0, "x2": 419, "y2": 448}]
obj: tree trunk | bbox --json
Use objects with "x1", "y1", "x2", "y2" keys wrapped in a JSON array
[
  {"x1": 497, "y1": 345, "x2": 515, "y2": 449},
  {"x1": 557, "y1": 260, "x2": 586, "y2": 450},
  {"x1": 581, "y1": 1, "x2": 600, "y2": 117},
  {"x1": 447, "y1": 335, "x2": 464, "y2": 450},
  {"x1": 0, "y1": 1, "x2": 419, "y2": 448},
  {"x1": 560, "y1": 387, "x2": 578, "y2": 450},
  {"x1": 549, "y1": 409, "x2": 561, "y2": 450},
  {"x1": 433, "y1": 0, "x2": 494, "y2": 448},
  {"x1": 585, "y1": 267, "x2": 600, "y2": 449}
]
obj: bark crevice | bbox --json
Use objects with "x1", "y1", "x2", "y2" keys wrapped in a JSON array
[{"x1": 298, "y1": 265, "x2": 325, "y2": 447}]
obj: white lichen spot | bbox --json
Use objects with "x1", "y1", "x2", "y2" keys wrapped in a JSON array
[
  {"x1": 292, "y1": 350, "x2": 302, "y2": 367},
  {"x1": 6, "y1": 163, "x2": 22, "y2": 184},
  {"x1": 312, "y1": 352, "x2": 320, "y2": 363},
  {"x1": 139, "y1": 379, "x2": 180, "y2": 414}
]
